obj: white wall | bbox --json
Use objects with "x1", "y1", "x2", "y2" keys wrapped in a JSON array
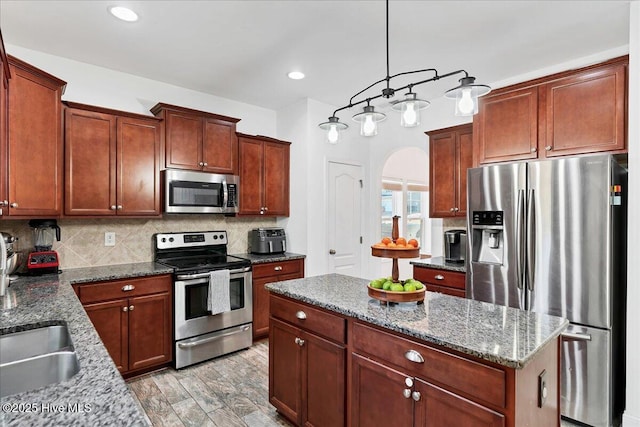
[
  {"x1": 624, "y1": 3, "x2": 640, "y2": 426},
  {"x1": 5, "y1": 44, "x2": 276, "y2": 137}
]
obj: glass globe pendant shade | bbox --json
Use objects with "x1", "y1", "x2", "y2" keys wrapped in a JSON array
[
  {"x1": 391, "y1": 92, "x2": 430, "y2": 127},
  {"x1": 318, "y1": 116, "x2": 348, "y2": 144},
  {"x1": 445, "y1": 76, "x2": 491, "y2": 117},
  {"x1": 352, "y1": 105, "x2": 386, "y2": 137}
]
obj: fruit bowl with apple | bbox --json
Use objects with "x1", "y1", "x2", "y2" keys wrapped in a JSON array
[{"x1": 367, "y1": 277, "x2": 426, "y2": 304}]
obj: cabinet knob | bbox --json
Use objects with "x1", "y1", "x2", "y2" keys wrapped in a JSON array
[
  {"x1": 122, "y1": 284, "x2": 135, "y2": 292},
  {"x1": 545, "y1": 145, "x2": 552, "y2": 151},
  {"x1": 259, "y1": 208, "x2": 265, "y2": 215},
  {"x1": 404, "y1": 349, "x2": 425, "y2": 364},
  {"x1": 412, "y1": 391, "x2": 422, "y2": 401},
  {"x1": 405, "y1": 377, "x2": 414, "y2": 387},
  {"x1": 199, "y1": 162, "x2": 204, "y2": 166},
  {"x1": 454, "y1": 207, "x2": 459, "y2": 212},
  {"x1": 403, "y1": 388, "x2": 412, "y2": 399},
  {"x1": 274, "y1": 266, "x2": 283, "y2": 271},
  {"x1": 123, "y1": 306, "x2": 128, "y2": 312},
  {"x1": 450, "y1": 207, "x2": 455, "y2": 212},
  {"x1": 294, "y1": 337, "x2": 305, "y2": 346},
  {"x1": 531, "y1": 147, "x2": 537, "y2": 153},
  {"x1": 434, "y1": 274, "x2": 444, "y2": 281},
  {"x1": 117, "y1": 205, "x2": 123, "y2": 210},
  {"x1": 129, "y1": 305, "x2": 134, "y2": 311},
  {"x1": 329, "y1": 249, "x2": 336, "y2": 255},
  {"x1": 9, "y1": 202, "x2": 18, "y2": 208},
  {"x1": 110, "y1": 205, "x2": 117, "y2": 210},
  {"x1": 295, "y1": 310, "x2": 307, "y2": 320},
  {"x1": 263, "y1": 207, "x2": 268, "y2": 212},
  {"x1": 0, "y1": 200, "x2": 6, "y2": 207},
  {"x1": 203, "y1": 162, "x2": 208, "y2": 166}
]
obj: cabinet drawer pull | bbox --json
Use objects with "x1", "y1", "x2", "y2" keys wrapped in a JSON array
[
  {"x1": 434, "y1": 274, "x2": 444, "y2": 280},
  {"x1": 274, "y1": 266, "x2": 283, "y2": 271},
  {"x1": 545, "y1": 145, "x2": 552, "y2": 151},
  {"x1": 403, "y1": 388, "x2": 412, "y2": 399},
  {"x1": 122, "y1": 284, "x2": 135, "y2": 292},
  {"x1": 405, "y1": 349, "x2": 424, "y2": 364},
  {"x1": 295, "y1": 310, "x2": 307, "y2": 320},
  {"x1": 412, "y1": 391, "x2": 421, "y2": 401}
]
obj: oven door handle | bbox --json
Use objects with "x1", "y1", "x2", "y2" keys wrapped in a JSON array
[
  {"x1": 176, "y1": 266, "x2": 251, "y2": 280},
  {"x1": 177, "y1": 325, "x2": 251, "y2": 348}
]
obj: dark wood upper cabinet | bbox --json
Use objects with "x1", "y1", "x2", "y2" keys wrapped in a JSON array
[
  {"x1": 151, "y1": 103, "x2": 240, "y2": 174},
  {"x1": 64, "y1": 102, "x2": 162, "y2": 217},
  {"x1": 427, "y1": 124, "x2": 472, "y2": 218},
  {"x1": 473, "y1": 56, "x2": 628, "y2": 165},
  {"x1": 238, "y1": 133, "x2": 291, "y2": 216},
  {"x1": 5, "y1": 55, "x2": 66, "y2": 218}
]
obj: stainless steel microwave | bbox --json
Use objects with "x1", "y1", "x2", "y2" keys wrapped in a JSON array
[{"x1": 164, "y1": 169, "x2": 239, "y2": 214}]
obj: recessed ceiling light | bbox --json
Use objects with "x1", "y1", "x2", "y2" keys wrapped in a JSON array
[
  {"x1": 287, "y1": 71, "x2": 305, "y2": 80},
  {"x1": 109, "y1": 6, "x2": 139, "y2": 22}
]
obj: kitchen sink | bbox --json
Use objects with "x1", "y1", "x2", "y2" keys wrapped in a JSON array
[{"x1": 0, "y1": 325, "x2": 80, "y2": 398}]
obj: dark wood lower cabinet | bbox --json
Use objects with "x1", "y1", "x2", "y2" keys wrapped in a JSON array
[{"x1": 75, "y1": 274, "x2": 172, "y2": 377}]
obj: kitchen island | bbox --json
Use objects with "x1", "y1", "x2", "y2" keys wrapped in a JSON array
[
  {"x1": 0, "y1": 263, "x2": 173, "y2": 427},
  {"x1": 266, "y1": 274, "x2": 569, "y2": 427}
]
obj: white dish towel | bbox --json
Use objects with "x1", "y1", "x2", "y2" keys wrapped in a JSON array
[{"x1": 207, "y1": 269, "x2": 231, "y2": 315}]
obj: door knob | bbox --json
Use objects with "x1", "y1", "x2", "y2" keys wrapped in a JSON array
[{"x1": 329, "y1": 249, "x2": 336, "y2": 255}]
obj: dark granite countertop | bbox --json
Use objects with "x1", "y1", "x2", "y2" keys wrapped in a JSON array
[
  {"x1": 411, "y1": 256, "x2": 466, "y2": 273},
  {"x1": 0, "y1": 262, "x2": 171, "y2": 426},
  {"x1": 233, "y1": 252, "x2": 306, "y2": 264},
  {"x1": 265, "y1": 274, "x2": 568, "y2": 369}
]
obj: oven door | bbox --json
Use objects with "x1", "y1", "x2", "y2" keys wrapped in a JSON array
[{"x1": 174, "y1": 267, "x2": 252, "y2": 341}]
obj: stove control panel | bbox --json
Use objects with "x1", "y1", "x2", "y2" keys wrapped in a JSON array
[{"x1": 155, "y1": 231, "x2": 228, "y2": 250}]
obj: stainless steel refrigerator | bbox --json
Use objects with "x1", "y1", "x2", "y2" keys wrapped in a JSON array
[{"x1": 466, "y1": 154, "x2": 627, "y2": 427}]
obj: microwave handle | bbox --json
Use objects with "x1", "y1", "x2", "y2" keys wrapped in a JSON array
[{"x1": 222, "y1": 180, "x2": 229, "y2": 209}]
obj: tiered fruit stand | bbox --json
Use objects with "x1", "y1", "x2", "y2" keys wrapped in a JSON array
[{"x1": 369, "y1": 216, "x2": 424, "y2": 304}]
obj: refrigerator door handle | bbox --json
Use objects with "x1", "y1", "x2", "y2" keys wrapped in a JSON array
[
  {"x1": 561, "y1": 331, "x2": 592, "y2": 341},
  {"x1": 516, "y1": 189, "x2": 526, "y2": 291},
  {"x1": 526, "y1": 189, "x2": 536, "y2": 292}
]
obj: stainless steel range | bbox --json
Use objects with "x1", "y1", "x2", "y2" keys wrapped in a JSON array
[{"x1": 154, "y1": 231, "x2": 253, "y2": 369}]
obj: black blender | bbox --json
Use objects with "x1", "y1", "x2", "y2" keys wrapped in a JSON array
[{"x1": 27, "y1": 219, "x2": 61, "y2": 275}]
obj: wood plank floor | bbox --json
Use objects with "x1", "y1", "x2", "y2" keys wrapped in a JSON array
[{"x1": 128, "y1": 339, "x2": 582, "y2": 427}]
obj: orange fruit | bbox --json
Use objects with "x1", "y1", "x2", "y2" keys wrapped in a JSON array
[
  {"x1": 381, "y1": 237, "x2": 392, "y2": 245},
  {"x1": 396, "y1": 237, "x2": 407, "y2": 246},
  {"x1": 396, "y1": 243, "x2": 406, "y2": 248},
  {"x1": 387, "y1": 242, "x2": 397, "y2": 248},
  {"x1": 408, "y1": 239, "x2": 419, "y2": 248},
  {"x1": 373, "y1": 243, "x2": 386, "y2": 249}
]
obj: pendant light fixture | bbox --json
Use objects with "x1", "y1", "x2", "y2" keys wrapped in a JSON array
[{"x1": 318, "y1": 0, "x2": 491, "y2": 142}]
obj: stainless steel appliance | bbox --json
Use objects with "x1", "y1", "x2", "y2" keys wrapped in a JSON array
[
  {"x1": 0, "y1": 232, "x2": 20, "y2": 296},
  {"x1": 164, "y1": 169, "x2": 239, "y2": 214},
  {"x1": 154, "y1": 231, "x2": 253, "y2": 369},
  {"x1": 27, "y1": 219, "x2": 60, "y2": 275},
  {"x1": 467, "y1": 154, "x2": 627, "y2": 427},
  {"x1": 444, "y1": 229, "x2": 466, "y2": 263},
  {"x1": 248, "y1": 228, "x2": 286, "y2": 254}
]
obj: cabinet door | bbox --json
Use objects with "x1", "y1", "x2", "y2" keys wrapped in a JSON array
[
  {"x1": 263, "y1": 141, "x2": 290, "y2": 216},
  {"x1": 252, "y1": 276, "x2": 272, "y2": 339},
  {"x1": 474, "y1": 86, "x2": 539, "y2": 165},
  {"x1": 202, "y1": 118, "x2": 238, "y2": 174},
  {"x1": 414, "y1": 379, "x2": 505, "y2": 427},
  {"x1": 84, "y1": 299, "x2": 129, "y2": 372},
  {"x1": 65, "y1": 108, "x2": 116, "y2": 215},
  {"x1": 269, "y1": 318, "x2": 302, "y2": 425},
  {"x1": 542, "y1": 63, "x2": 626, "y2": 157},
  {"x1": 429, "y1": 132, "x2": 457, "y2": 218},
  {"x1": 303, "y1": 332, "x2": 346, "y2": 427},
  {"x1": 128, "y1": 292, "x2": 172, "y2": 372},
  {"x1": 238, "y1": 137, "x2": 264, "y2": 215},
  {"x1": 7, "y1": 62, "x2": 64, "y2": 216},
  {"x1": 165, "y1": 111, "x2": 203, "y2": 170},
  {"x1": 351, "y1": 354, "x2": 413, "y2": 427},
  {"x1": 117, "y1": 116, "x2": 161, "y2": 215},
  {"x1": 456, "y1": 127, "x2": 473, "y2": 216}
]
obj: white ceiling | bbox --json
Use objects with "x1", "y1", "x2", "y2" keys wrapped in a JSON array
[{"x1": 0, "y1": 1, "x2": 631, "y2": 112}]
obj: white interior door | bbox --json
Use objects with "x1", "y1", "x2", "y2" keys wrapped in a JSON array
[{"x1": 327, "y1": 161, "x2": 363, "y2": 277}]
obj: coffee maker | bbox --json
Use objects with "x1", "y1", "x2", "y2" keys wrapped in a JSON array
[
  {"x1": 444, "y1": 229, "x2": 467, "y2": 263},
  {"x1": 27, "y1": 219, "x2": 61, "y2": 275}
]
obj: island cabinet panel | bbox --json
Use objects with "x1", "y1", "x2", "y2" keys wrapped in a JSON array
[
  {"x1": 252, "y1": 258, "x2": 305, "y2": 340},
  {"x1": 269, "y1": 296, "x2": 346, "y2": 427},
  {"x1": 238, "y1": 133, "x2": 291, "y2": 216},
  {"x1": 413, "y1": 265, "x2": 466, "y2": 298},
  {"x1": 74, "y1": 274, "x2": 173, "y2": 377},
  {"x1": 427, "y1": 124, "x2": 473, "y2": 218},
  {"x1": 64, "y1": 102, "x2": 162, "y2": 217},
  {"x1": 151, "y1": 102, "x2": 240, "y2": 174},
  {"x1": 5, "y1": 56, "x2": 66, "y2": 218},
  {"x1": 474, "y1": 56, "x2": 628, "y2": 165}
]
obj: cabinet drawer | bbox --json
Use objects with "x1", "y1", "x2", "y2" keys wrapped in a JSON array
[
  {"x1": 352, "y1": 322, "x2": 506, "y2": 409},
  {"x1": 413, "y1": 266, "x2": 465, "y2": 290},
  {"x1": 270, "y1": 295, "x2": 345, "y2": 344},
  {"x1": 75, "y1": 274, "x2": 172, "y2": 304},
  {"x1": 253, "y1": 259, "x2": 303, "y2": 279}
]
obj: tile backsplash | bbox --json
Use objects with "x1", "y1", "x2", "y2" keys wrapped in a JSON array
[{"x1": 1, "y1": 216, "x2": 276, "y2": 270}]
